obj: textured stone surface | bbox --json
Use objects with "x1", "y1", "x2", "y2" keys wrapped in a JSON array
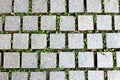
[
  {"x1": 87, "y1": 34, "x2": 103, "y2": 49},
  {"x1": 60, "y1": 16, "x2": 75, "y2": 31},
  {"x1": 22, "y1": 52, "x2": 37, "y2": 68},
  {"x1": 68, "y1": 34, "x2": 84, "y2": 49},
  {"x1": 31, "y1": 34, "x2": 47, "y2": 49},
  {"x1": 97, "y1": 15, "x2": 112, "y2": 30},
  {"x1": 97, "y1": 52, "x2": 113, "y2": 68},
  {"x1": 30, "y1": 72, "x2": 46, "y2": 80},
  {"x1": 78, "y1": 15, "x2": 94, "y2": 30},
  {"x1": 0, "y1": 17, "x2": 2, "y2": 31},
  {"x1": 78, "y1": 52, "x2": 94, "y2": 68},
  {"x1": 23, "y1": 16, "x2": 38, "y2": 30},
  {"x1": 114, "y1": 16, "x2": 120, "y2": 30},
  {"x1": 0, "y1": 72, "x2": 8, "y2": 80},
  {"x1": 5, "y1": 16, "x2": 20, "y2": 31},
  {"x1": 59, "y1": 52, "x2": 75, "y2": 68},
  {"x1": 0, "y1": 53, "x2": 1, "y2": 66},
  {"x1": 116, "y1": 52, "x2": 120, "y2": 67},
  {"x1": 4, "y1": 52, "x2": 20, "y2": 68},
  {"x1": 12, "y1": 72, "x2": 27, "y2": 80},
  {"x1": 107, "y1": 71, "x2": 120, "y2": 80}
]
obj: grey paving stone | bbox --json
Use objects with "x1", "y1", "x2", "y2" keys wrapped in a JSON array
[
  {"x1": 78, "y1": 15, "x2": 94, "y2": 31},
  {"x1": 97, "y1": 52, "x2": 113, "y2": 68},
  {"x1": 114, "y1": 16, "x2": 120, "y2": 30},
  {"x1": 5, "y1": 16, "x2": 20, "y2": 31},
  {"x1": 107, "y1": 71, "x2": 120, "y2": 80},
  {"x1": 60, "y1": 16, "x2": 75, "y2": 31},
  {"x1": 30, "y1": 72, "x2": 46, "y2": 80},
  {"x1": 97, "y1": 15, "x2": 112, "y2": 30},
  {"x1": 22, "y1": 52, "x2": 37, "y2": 68},
  {"x1": 69, "y1": 0, "x2": 84, "y2": 13},
  {"x1": 106, "y1": 33, "x2": 120, "y2": 48},
  {"x1": 23, "y1": 16, "x2": 38, "y2": 30},
  {"x1": 50, "y1": 34, "x2": 65, "y2": 49},
  {"x1": 69, "y1": 71, "x2": 85, "y2": 80},
  {"x1": 87, "y1": 0, "x2": 102, "y2": 12},
  {"x1": 0, "y1": 34, "x2": 11, "y2": 49},
  {"x1": 59, "y1": 52, "x2": 75, "y2": 68},
  {"x1": 78, "y1": 52, "x2": 94, "y2": 68},
  {"x1": 50, "y1": 0, "x2": 65, "y2": 13},
  {"x1": 0, "y1": 72, "x2": 8, "y2": 80},
  {"x1": 88, "y1": 71, "x2": 104, "y2": 80},
  {"x1": 104, "y1": 0, "x2": 119, "y2": 13},
  {"x1": 68, "y1": 34, "x2": 84, "y2": 49},
  {"x1": 12, "y1": 72, "x2": 27, "y2": 80},
  {"x1": 0, "y1": 17, "x2": 2, "y2": 31},
  {"x1": 3, "y1": 52, "x2": 20, "y2": 68},
  {"x1": 13, "y1": 34, "x2": 29, "y2": 49},
  {"x1": 50, "y1": 71, "x2": 65, "y2": 80},
  {"x1": 14, "y1": 0, "x2": 29, "y2": 12},
  {"x1": 41, "y1": 16, "x2": 56, "y2": 30},
  {"x1": 40, "y1": 53, "x2": 56, "y2": 68},
  {"x1": 0, "y1": 0, "x2": 12, "y2": 13},
  {"x1": 31, "y1": 34, "x2": 47, "y2": 49},
  {"x1": 32, "y1": 0, "x2": 47, "y2": 13},
  {"x1": 116, "y1": 52, "x2": 120, "y2": 67},
  {"x1": 87, "y1": 34, "x2": 103, "y2": 49},
  {"x1": 0, "y1": 53, "x2": 1, "y2": 66}
]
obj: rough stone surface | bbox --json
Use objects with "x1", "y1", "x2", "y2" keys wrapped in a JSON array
[
  {"x1": 32, "y1": 0, "x2": 47, "y2": 13},
  {"x1": 116, "y1": 52, "x2": 120, "y2": 67},
  {"x1": 68, "y1": 34, "x2": 84, "y2": 49},
  {"x1": 114, "y1": 16, "x2": 120, "y2": 30},
  {"x1": 69, "y1": 71, "x2": 85, "y2": 80},
  {"x1": 78, "y1": 52, "x2": 94, "y2": 68},
  {"x1": 30, "y1": 72, "x2": 46, "y2": 80},
  {"x1": 97, "y1": 15, "x2": 112, "y2": 30},
  {"x1": 0, "y1": 17, "x2": 2, "y2": 31},
  {"x1": 0, "y1": 72, "x2": 8, "y2": 80},
  {"x1": 60, "y1": 16, "x2": 75, "y2": 31},
  {"x1": 106, "y1": 33, "x2": 120, "y2": 48},
  {"x1": 50, "y1": 34, "x2": 65, "y2": 49},
  {"x1": 13, "y1": 34, "x2": 29, "y2": 49},
  {"x1": 107, "y1": 71, "x2": 120, "y2": 80},
  {"x1": 23, "y1": 16, "x2": 38, "y2": 30},
  {"x1": 78, "y1": 15, "x2": 94, "y2": 31},
  {"x1": 31, "y1": 34, "x2": 47, "y2": 49},
  {"x1": 41, "y1": 16, "x2": 56, "y2": 30},
  {"x1": 97, "y1": 52, "x2": 113, "y2": 68},
  {"x1": 5, "y1": 16, "x2": 20, "y2": 31},
  {"x1": 4, "y1": 52, "x2": 20, "y2": 68},
  {"x1": 22, "y1": 52, "x2": 37, "y2": 68},
  {"x1": 87, "y1": 34, "x2": 103, "y2": 49},
  {"x1": 40, "y1": 53, "x2": 56, "y2": 68},
  {"x1": 59, "y1": 52, "x2": 75, "y2": 68},
  {"x1": 12, "y1": 72, "x2": 27, "y2": 80}
]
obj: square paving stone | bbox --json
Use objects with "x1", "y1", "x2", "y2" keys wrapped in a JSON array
[
  {"x1": 106, "y1": 33, "x2": 120, "y2": 48},
  {"x1": 107, "y1": 71, "x2": 120, "y2": 80},
  {"x1": 68, "y1": 34, "x2": 84, "y2": 49},
  {"x1": 59, "y1": 52, "x2": 75, "y2": 68},
  {"x1": 32, "y1": 0, "x2": 47, "y2": 13},
  {"x1": 97, "y1": 52, "x2": 113, "y2": 68},
  {"x1": 87, "y1": 0, "x2": 102, "y2": 12},
  {"x1": 13, "y1": 34, "x2": 29, "y2": 49},
  {"x1": 31, "y1": 34, "x2": 47, "y2": 49},
  {"x1": 69, "y1": 71, "x2": 85, "y2": 80},
  {"x1": 0, "y1": 72, "x2": 8, "y2": 80},
  {"x1": 41, "y1": 16, "x2": 56, "y2": 30},
  {"x1": 50, "y1": 0, "x2": 65, "y2": 13},
  {"x1": 30, "y1": 72, "x2": 46, "y2": 80},
  {"x1": 23, "y1": 16, "x2": 38, "y2": 30},
  {"x1": 87, "y1": 34, "x2": 103, "y2": 49},
  {"x1": 22, "y1": 52, "x2": 37, "y2": 68},
  {"x1": 3, "y1": 52, "x2": 20, "y2": 68},
  {"x1": 0, "y1": 0, "x2": 12, "y2": 13},
  {"x1": 88, "y1": 71, "x2": 104, "y2": 80},
  {"x1": 78, "y1": 52, "x2": 94, "y2": 68},
  {"x1": 50, "y1": 34, "x2": 65, "y2": 49},
  {"x1": 60, "y1": 16, "x2": 75, "y2": 31},
  {"x1": 114, "y1": 16, "x2": 120, "y2": 30},
  {"x1": 12, "y1": 72, "x2": 27, "y2": 80},
  {"x1": 0, "y1": 17, "x2": 2, "y2": 31},
  {"x1": 78, "y1": 15, "x2": 94, "y2": 31},
  {"x1": 104, "y1": 0, "x2": 119, "y2": 13},
  {"x1": 5, "y1": 16, "x2": 20, "y2": 31},
  {"x1": 0, "y1": 34, "x2": 11, "y2": 49},
  {"x1": 97, "y1": 15, "x2": 112, "y2": 30},
  {"x1": 40, "y1": 53, "x2": 56, "y2": 68},
  {"x1": 50, "y1": 71, "x2": 65, "y2": 80},
  {"x1": 69, "y1": 0, "x2": 84, "y2": 13},
  {"x1": 116, "y1": 52, "x2": 120, "y2": 67}
]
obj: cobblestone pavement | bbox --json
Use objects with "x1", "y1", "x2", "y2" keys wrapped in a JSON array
[{"x1": 0, "y1": 0, "x2": 120, "y2": 80}]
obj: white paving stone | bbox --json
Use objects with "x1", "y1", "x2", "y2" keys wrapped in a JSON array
[
  {"x1": 30, "y1": 72, "x2": 46, "y2": 80},
  {"x1": 12, "y1": 72, "x2": 27, "y2": 80},
  {"x1": 0, "y1": 72, "x2": 8, "y2": 80},
  {"x1": 114, "y1": 15, "x2": 120, "y2": 30},
  {"x1": 107, "y1": 71, "x2": 120, "y2": 80},
  {"x1": 116, "y1": 52, "x2": 120, "y2": 67},
  {"x1": 0, "y1": 17, "x2": 2, "y2": 31}
]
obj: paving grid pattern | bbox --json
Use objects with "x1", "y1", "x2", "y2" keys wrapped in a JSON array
[{"x1": 0, "y1": 0, "x2": 120, "y2": 80}]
